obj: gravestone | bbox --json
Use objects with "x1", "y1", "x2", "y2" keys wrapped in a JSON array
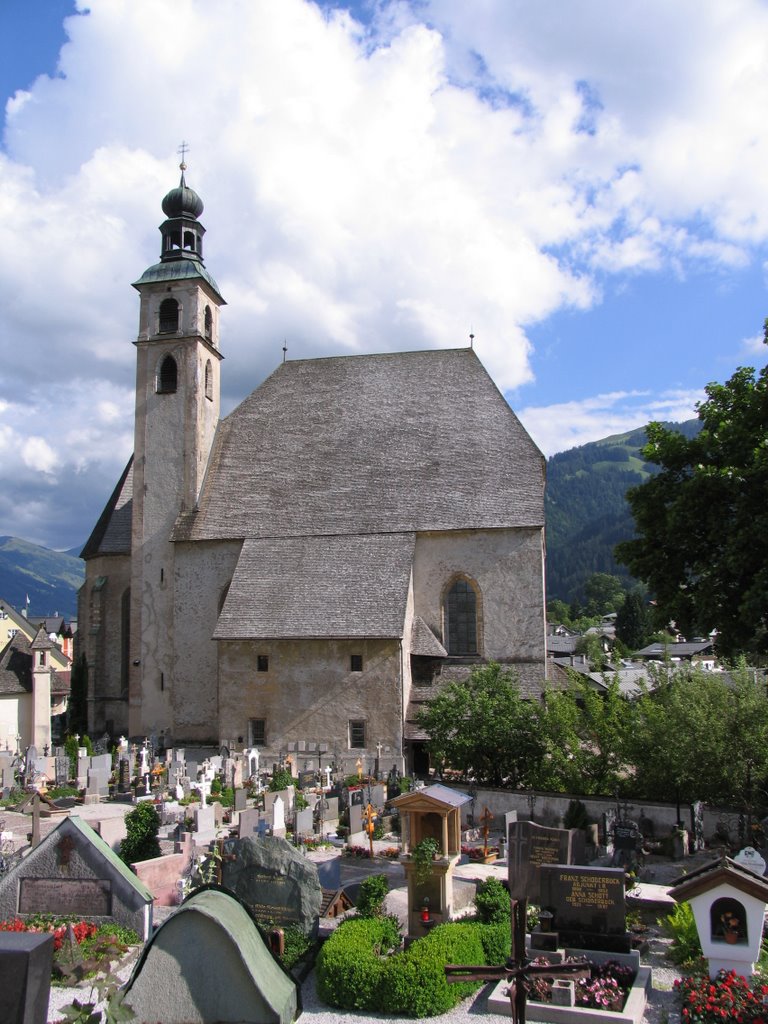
[
  {"x1": 234, "y1": 788, "x2": 247, "y2": 812},
  {"x1": 195, "y1": 806, "x2": 216, "y2": 841},
  {"x1": 540, "y1": 864, "x2": 630, "y2": 953},
  {"x1": 603, "y1": 808, "x2": 616, "y2": 855},
  {"x1": 369, "y1": 783, "x2": 387, "y2": 810},
  {"x1": 118, "y1": 759, "x2": 131, "y2": 793},
  {"x1": 0, "y1": 816, "x2": 153, "y2": 939},
  {"x1": 239, "y1": 808, "x2": 264, "y2": 838},
  {"x1": 508, "y1": 819, "x2": 576, "y2": 903},
  {"x1": 349, "y1": 802, "x2": 364, "y2": 841},
  {"x1": 1, "y1": 767, "x2": 14, "y2": 797},
  {"x1": 0, "y1": 932, "x2": 54, "y2": 1024},
  {"x1": 120, "y1": 888, "x2": 298, "y2": 1024},
  {"x1": 55, "y1": 755, "x2": 69, "y2": 786},
  {"x1": 272, "y1": 795, "x2": 286, "y2": 838},
  {"x1": 295, "y1": 807, "x2": 314, "y2": 837},
  {"x1": 691, "y1": 801, "x2": 706, "y2": 852},
  {"x1": 734, "y1": 846, "x2": 767, "y2": 877},
  {"x1": 220, "y1": 836, "x2": 323, "y2": 936},
  {"x1": 299, "y1": 770, "x2": 316, "y2": 790}
]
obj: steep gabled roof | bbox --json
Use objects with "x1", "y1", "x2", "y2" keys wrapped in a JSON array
[
  {"x1": 174, "y1": 348, "x2": 544, "y2": 543},
  {"x1": 81, "y1": 457, "x2": 133, "y2": 559},
  {"x1": 214, "y1": 533, "x2": 415, "y2": 639}
]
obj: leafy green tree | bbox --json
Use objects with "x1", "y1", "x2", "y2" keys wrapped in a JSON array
[
  {"x1": 616, "y1": 329, "x2": 768, "y2": 658},
  {"x1": 546, "y1": 599, "x2": 572, "y2": 626},
  {"x1": 538, "y1": 677, "x2": 634, "y2": 795},
  {"x1": 627, "y1": 662, "x2": 768, "y2": 810},
  {"x1": 583, "y1": 573, "x2": 626, "y2": 617},
  {"x1": 615, "y1": 591, "x2": 651, "y2": 651},
  {"x1": 415, "y1": 663, "x2": 545, "y2": 787},
  {"x1": 120, "y1": 801, "x2": 161, "y2": 865},
  {"x1": 574, "y1": 633, "x2": 609, "y2": 671}
]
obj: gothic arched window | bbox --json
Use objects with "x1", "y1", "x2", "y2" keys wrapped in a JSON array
[
  {"x1": 444, "y1": 576, "x2": 480, "y2": 655},
  {"x1": 157, "y1": 355, "x2": 178, "y2": 394},
  {"x1": 204, "y1": 305, "x2": 212, "y2": 340},
  {"x1": 205, "y1": 359, "x2": 213, "y2": 401},
  {"x1": 158, "y1": 297, "x2": 179, "y2": 334}
]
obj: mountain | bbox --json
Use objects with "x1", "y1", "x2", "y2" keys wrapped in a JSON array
[
  {"x1": 544, "y1": 420, "x2": 700, "y2": 605},
  {"x1": 0, "y1": 536, "x2": 84, "y2": 620}
]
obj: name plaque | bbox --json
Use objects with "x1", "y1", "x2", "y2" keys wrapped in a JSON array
[{"x1": 19, "y1": 878, "x2": 112, "y2": 917}]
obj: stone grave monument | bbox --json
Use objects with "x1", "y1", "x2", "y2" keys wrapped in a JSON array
[
  {"x1": 219, "y1": 836, "x2": 322, "y2": 936},
  {"x1": 539, "y1": 863, "x2": 631, "y2": 953},
  {"x1": 508, "y1": 819, "x2": 578, "y2": 905}
]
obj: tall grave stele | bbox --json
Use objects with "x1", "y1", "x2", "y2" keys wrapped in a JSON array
[{"x1": 391, "y1": 784, "x2": 471, "y2": 935}]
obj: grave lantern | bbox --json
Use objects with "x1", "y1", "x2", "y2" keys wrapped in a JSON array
[{"x1": 668, "y1": 856, "x2": 768, "y2": 978}]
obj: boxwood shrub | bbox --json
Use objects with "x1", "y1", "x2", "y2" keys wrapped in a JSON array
[{"x1": 316, "y1": 916, "x2": 401, "y2": 1010}]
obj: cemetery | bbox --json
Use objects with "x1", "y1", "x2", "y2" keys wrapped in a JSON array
[{"x1": 1, "y1": 735, "x2": 768, "y2": 1022}]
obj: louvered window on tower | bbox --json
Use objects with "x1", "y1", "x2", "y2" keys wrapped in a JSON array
[
  {"x1": 157, "y1": 355, "x2": 178, "y2": 394},
  {"x1": 158, "y1": 297, "x2": 179, "y2": 333}
]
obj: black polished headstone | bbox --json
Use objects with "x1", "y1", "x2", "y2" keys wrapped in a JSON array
[
  {"x1": 508, "y1": 820, "x2": 576, "y2": 903},
  {"x1": 540, "y1": 864, "x2": 630, "y2": 953},
  {"x1": 0, "y1": 932, "x2": 54, "y2": 1024}
]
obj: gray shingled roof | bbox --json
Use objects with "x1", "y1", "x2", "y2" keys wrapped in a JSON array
[
  {"x1": 214, "y1": 533, "x2": 415, "y2": 639},
  {"x1": 81, "y1": 457, "x2": 134, "y2": 559},
  {"x1": 176, "y1": 348, "x2": 544, "y2": 542},
  {"x1": 410, "y1": 616, "x2": 448, "y2": 657},
  {"x1": 0, "y1": 633, "x2": 33, "y2": 694}
]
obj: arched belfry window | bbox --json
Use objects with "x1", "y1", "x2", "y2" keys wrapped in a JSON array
[
  {"x1": 205, "y1": 359, "x2": 213, "y2": 401},
  {"x1": 204, "y1": 305, "x2": 212, "y2": 340},
  {"x1": 183, "y1": 230, "x2": 197, "y2": 251},
  {"x1": 444, "y1": 576, "x2": 480, "y2": 655},
  {"x1": 157, "y1": 355, "x2": 178, "y2": 394},
  {"x1": 159, "y1": 297, "x2": 180, "y2": 334}
]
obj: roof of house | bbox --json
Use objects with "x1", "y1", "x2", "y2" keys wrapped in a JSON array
[
  {"x1": 0, "y1": 633, "x2": 70, "y2": 696},
  {"x1": 634, "y1": 640, "x2": 714, "y2": 660},
  {"x1": 174, "y1": 348, "x2": 544, "y2": 544},
  {"x1": 214, "y1": 532, "x2": 415, "y2": 640}
]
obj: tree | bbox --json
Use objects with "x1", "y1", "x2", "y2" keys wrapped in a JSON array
[
  {"x1": 537, "y1": 677, "x2": 634, "y2": 795},
  {"x1": 415, "y1": 663, "x2": 545, "y2": 787},
  {"x1": 119, "y1": 800, "x2": 161, "y2": 865},
  {"x1": 616, "y1": 330, "x2": 768, "y2": 658},
  {"x1": 614, "y1": 591, "x2": 651, "y2": 651},
  {"x1": 583, "y1": 573, "x2": 626, "y2": 617}
]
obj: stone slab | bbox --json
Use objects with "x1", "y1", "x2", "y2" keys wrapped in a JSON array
[
  {"x1": 508, "y1": 820, "x2": 576, "y2": 903},
  {"x1": 0, "y1": 932, "x2": 54, "y2": 1024}
]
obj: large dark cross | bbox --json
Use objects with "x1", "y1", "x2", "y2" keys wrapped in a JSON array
[{"x1": 445, "y1": 898, "x2": 589, "y2": 1024}]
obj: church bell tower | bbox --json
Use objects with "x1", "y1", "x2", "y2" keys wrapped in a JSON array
[{"x1": 128, "y1": 160, "x2": 226, "y2": 736}]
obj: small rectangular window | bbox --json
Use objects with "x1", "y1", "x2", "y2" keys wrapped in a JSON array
[
  {"x1": 350, "y1": 654, "x2": 363, "y2": 672},
  {"x1": 349, "y1": 720, "x2": 366, "y2": 749},
  {"x1": 257, "y1": 654, "x2": 269, "y2": 672},
  {"x1": 249, "y1": 718, "x2": 266, "y2": 746}
]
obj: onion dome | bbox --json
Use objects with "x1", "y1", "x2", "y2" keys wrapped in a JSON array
[{"x1": 162, "y1": 166, "x2": 204, "y2": 220}]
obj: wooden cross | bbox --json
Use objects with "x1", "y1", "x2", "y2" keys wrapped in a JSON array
[{"x1": 445, "y1": 899, "x2": 589, "y2": 1024}]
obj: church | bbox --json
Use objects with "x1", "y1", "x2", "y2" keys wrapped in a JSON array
[{"x1": 78, "y1": 167, "x2": 548, "y2": 775}]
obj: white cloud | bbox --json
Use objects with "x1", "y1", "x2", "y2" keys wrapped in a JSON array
[
  {"x1": 2, "y1": 0, "x2": 768, "y2": 546},
  {"x1": 518, "y1": 388, "x2": 704, "y2": 457}
]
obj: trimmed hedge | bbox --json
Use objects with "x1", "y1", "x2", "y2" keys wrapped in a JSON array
[
  {"x1": 317, "y1": 918, "x2": 508, "y2": 1017},
  {"x1": 316, "y1": 916, "x2": 400, "y2": 1010}
]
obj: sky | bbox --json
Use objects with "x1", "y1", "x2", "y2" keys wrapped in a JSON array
[{"x1": 1, "y1": 0, "x2": 768, "y2": 552}]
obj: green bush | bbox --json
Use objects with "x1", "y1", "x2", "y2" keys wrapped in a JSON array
[
  {"x1": 280, "y1": 925, "x2": 312, "y2": 969},
  {"x1": 478, "y1": 921, "x2": 511, "y2": 964},
  {"x1": 660, "y1": 900, "x2": 702, "y2": 967},
  {"x1": 316, "y1": 916, "x2": 400, "y2": 1010},
  {"x1": 380, "y1": 922, "x2": 486, "y2": 1016},
  {"x1": 474, "y1": 877, "x2": 510, "y2": 925},
  {"x1": 357, "y1": 874, "x2": 389, "y2": 918},
  {"x1": 120, "y1": 801, "x2": 161, "y2": 865}
]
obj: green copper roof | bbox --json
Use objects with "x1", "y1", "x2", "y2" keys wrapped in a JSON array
[{"x1": 132, "y1": 258, "x2": 225, "y2": 303}]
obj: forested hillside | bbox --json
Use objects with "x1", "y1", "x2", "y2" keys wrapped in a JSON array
[
  {"x1": 545, "y1": 420, "x2": 699, "y2": 604},
  {"x1": 0, "y1": 536, "x2": 83, "y2": 619}
]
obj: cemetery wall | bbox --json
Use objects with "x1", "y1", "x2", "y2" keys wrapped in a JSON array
[
  {"x1": 218, "y1": 637, "x2": 403, "y2": 770},
  {"x1": 172, "y1": 540, "x2": 241, "y2": 741},
  {"x1": 455, "y1": 787, "x2": 738, "y2": 842},
  {"x1": 411, "y1": 529, "x2": 546, "y2": 690}
]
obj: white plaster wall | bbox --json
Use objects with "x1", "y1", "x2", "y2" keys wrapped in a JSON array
[
  {"x1": 0, "y1": 695, "x2": 29, "y2": 750},
  {"x1": 412, "y1": 528, "x2": 546, "y2": 664},
  {"x1": 218, "y1": 637, "x2": 404, "y2": 773},
  {"x1": 172, "y1": 540, "x2": 241, "y2": 742}
]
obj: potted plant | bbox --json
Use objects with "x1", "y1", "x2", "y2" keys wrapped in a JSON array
[{"x1": 411, "y1": 837, "x2": 440, "y2": 884}]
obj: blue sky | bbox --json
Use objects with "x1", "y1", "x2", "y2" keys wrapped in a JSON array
[{"x1": 1, "y1": 0, "x2": 767, "y2": 550}]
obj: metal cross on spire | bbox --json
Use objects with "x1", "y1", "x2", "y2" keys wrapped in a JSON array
[{"x1": 178, "y1": 140, "x2": 190, "y2": 171}]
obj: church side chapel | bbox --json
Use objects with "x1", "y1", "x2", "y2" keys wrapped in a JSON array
[{"x1": 77, "y1": 163, "x2": 548, "y2": 774}]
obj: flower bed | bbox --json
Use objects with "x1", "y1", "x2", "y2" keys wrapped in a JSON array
[
  {"x1": 528, "y1": 957, "x2": 635, "y2": 1012},
  {"x1": 461, "y1": 844, "x2": 499, "y2": 861},
  {"x1": 0, "y1": 915, "x2": 139, "y2": 980},
  {"x1": 676, "y1": 969, "x2": 768, "y2": 1023}
]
